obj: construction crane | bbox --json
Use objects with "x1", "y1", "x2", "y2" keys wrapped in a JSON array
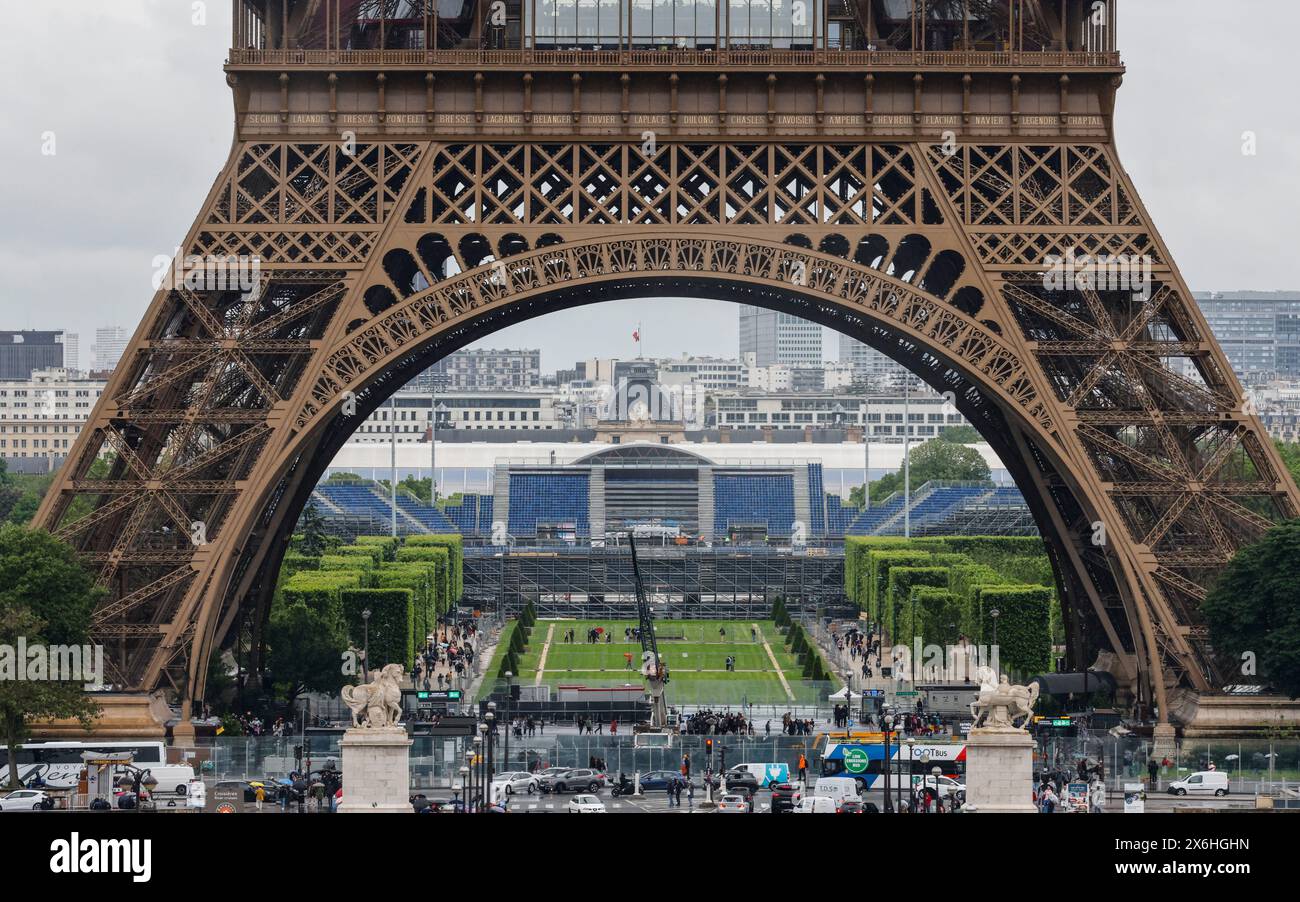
[{"x1": 627, "y1": 533, "x2": 670, "y2": 731}]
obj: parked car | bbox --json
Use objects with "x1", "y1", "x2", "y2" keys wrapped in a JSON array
[
  {"x1": 567, "y1": 794, "x2": 606, "y2": 813},
  {"x1": 838, "y1": 798, "x2": 867, "y2": 814},
  {"x1": 542, "y1": 768, "x2": 606, "y2": 794},
  {"x1": 1168, "y1": 771, "x2": 1229, "y2": 797},
  {"x1": 911, "y1": 774, "x2": 966, "y2": 800},
  {"x1": 770, "y1": 782, "x2": 802, "y2": 814},
  {"x1": 636, "y1": 770, "x2": 688, "y2": 792},
  {"x1": 716, "y1": 793, "x2": 750, "y2": 813},
  {"x1": 0, "y1": 789, "x2": 52, "y2": 811},
  {"x1": 491, "y1": 771, "x2": 539, "y2": 795},
  {"x1": 707, "y1": 768, "x2": 759, "y2": 794}
]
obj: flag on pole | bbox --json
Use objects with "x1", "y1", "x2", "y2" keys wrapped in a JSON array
[{"x1": 632, "y1": 329, "x2": 640, "y2": 342}]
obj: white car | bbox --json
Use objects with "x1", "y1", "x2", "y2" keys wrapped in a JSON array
[
  {"x1": 792, "y1": 795, "x2": 837, "y2": 814},
  {"x1": 717, "y1": 794, "x2": 749, "y2": 813},
  {"x1": 0, "y1": 789, "x2": 51, "y2": 811},
  {"x1": 912, "y1": 774, "x2": 965, "y2": 800},
  {"x1": 491, "y1": 771, "x2": 539, "y2": 796},
  {"x1": 567, "y1": 794, "x2": 606, "y2": 813}
]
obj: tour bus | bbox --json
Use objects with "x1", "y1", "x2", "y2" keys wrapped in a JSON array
[
  {"x1": 820, "y1": 738, "x2": 966, "y2": 792},
  {"x1": 0, "y1": 740, "x2": 196, "y2": 796}
]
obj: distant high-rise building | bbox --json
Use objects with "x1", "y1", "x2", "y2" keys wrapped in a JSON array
[
  {"x1": 62, "y1": 333, "x2": 80, "y2": 375},
  {"x1": 738, "y1": 305, "x2": 822, "y2": 367},
  {"x1": 1194, "y1": 292, "x2": 1300, "y2": 381},
  {"x1": 91, "y1": 326, "x2": 130, "y2": 373},
  {"x1": 838, "y1": 334, "x2": 907, "y2": 387},
  {"x1": 410, "y1": 347, "x2": 541, "y2": 391},
  {"x1": 0, "y1": 331, "x2": 66, "y2": 380}
]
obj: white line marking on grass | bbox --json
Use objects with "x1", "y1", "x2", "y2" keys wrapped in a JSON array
[
  {"x1": 753, "y1": 622, "x2": 796, "y2": 702},
  {"x1": 534, "y1": 622, "x2": 556, "y2": 686}
]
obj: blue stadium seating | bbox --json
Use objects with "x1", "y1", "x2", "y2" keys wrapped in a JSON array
[
  {"x1": 508, "y1": 473, "x2": 590, "y2": 537},
  {"x1": 713, "y1": 474, "x2": 796, "y2": 537}
]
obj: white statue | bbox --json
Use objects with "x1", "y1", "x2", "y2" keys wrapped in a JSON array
[
  {"x1": 969, "y1": 673, "x2": 1039, "y2": 732},
  {"x1": 341, "y1": 663, "x2": 405, "y2": 728}
]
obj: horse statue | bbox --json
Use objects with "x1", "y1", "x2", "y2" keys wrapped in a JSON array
[
  {"x1": 969, "y1": 673, "x2": 1039, "y2": 731},
  {"x1": 341, "y1": 663, "x2": 405, "y2": 728}
]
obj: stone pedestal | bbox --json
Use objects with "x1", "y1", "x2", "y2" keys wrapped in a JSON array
[
  {"x1": 1151, "y1": 723, "x2": 1177, "y2": 758},
  {"x1": 964, "y1": 728, "x2": 1037, "y2": 813},
  {"x1": 339, "y1": 727, "x2": 413, "y2": 813}
]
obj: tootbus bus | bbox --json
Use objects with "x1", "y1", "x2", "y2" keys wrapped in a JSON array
[{"x1": 819, "y1": 737, "x2": 966, "y2": 792}]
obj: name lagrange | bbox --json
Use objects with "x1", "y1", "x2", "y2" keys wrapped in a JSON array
[{"x1": 49, "y1": 835, "x2": 152, "y2": 884}]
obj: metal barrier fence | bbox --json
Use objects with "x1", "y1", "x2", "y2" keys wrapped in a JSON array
[{"x1": 188, "y1": 729, "x2": 1300, "y2": 795}]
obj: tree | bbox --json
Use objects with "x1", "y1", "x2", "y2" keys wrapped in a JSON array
[
  {"x1": 265, "y1": 601, "x2": 349, "y2": 715},
  {"x1": 937, "y1": 424, "x2": 981, "y2": 444},
  {"x1": 0, "y1": 526, "x2": 103, "y2": 787},
  {"x1": 299, "y1": 501, "x2": 327, "y2": 557},
  {"x1": 1203, "y1": 521, "x2": 1300, "y2": 699},
  {"x1": 848, "y1": 438, "x2": 992, "y2": 507}
]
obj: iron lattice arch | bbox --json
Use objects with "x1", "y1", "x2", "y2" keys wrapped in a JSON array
[{"x1": 35, "y1": 133, "x2": 1298, "y2": 720}]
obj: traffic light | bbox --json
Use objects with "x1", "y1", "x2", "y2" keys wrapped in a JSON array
[{"x1": 705, "y1": 739, "x2": 713, "y2": 754}]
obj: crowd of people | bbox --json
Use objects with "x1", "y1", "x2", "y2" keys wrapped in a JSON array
[
  {"x1": 832, "y1": 623, "x2": 883, "y2": 679},
  {"x1": 682, "y1": 709, "x2": 754, "y2": 735},
  {"x1": 410, "y1": 621, "x2": 480, "y2": 690}
]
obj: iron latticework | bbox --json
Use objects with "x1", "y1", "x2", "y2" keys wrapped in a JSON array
[{"x1": 35, "y1": 2, "x2": 1300, "y2": 725}]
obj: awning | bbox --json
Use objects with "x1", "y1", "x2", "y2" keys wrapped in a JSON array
[{"x1": 1030, "y1": 671, "x2": 1118, "y2": 696}]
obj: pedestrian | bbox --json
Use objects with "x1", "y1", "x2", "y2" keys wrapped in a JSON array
[
  {"x1": 797, "y1": 753, "x2": 807, "y2": 784},
  {"x1": 255, "y1": 784, "x2": 265, "y2": 812},
  {"x1": 1147, "y1": 757, "x2": 1159, "y2": 791},
  {"x1": 1089, "y1": 779, "x2": 1106, "y2": 814},
  {"x1": 666, "y1": 781, "x2": 677, "y2": 808}
]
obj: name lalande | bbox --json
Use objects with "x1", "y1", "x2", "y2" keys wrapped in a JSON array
[
  {"x1": 50, "y1": 834, "x2": 151, "y2": 884},
  {"x1": 0, "y1": 639, "x2": 104, "y2": 688}
]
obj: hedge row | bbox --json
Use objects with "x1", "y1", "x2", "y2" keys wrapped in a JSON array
[
  {"x1": 278, "y1": 533, "x2": 465, "y2": 669},
  {"x1": 844, "y1": 536, "x2": 1057, "y2": 678}
]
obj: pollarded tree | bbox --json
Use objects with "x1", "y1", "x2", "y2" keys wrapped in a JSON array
[
  {"x1": 265, "y1": 600, "x2": 349, "y2": 716},
  {"x1": 1203, "y1": 521, "x2": 1300, "y2": 699}
]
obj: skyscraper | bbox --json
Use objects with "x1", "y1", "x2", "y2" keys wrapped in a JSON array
[
  {"x1": 838, "y1": 334, "x2": 907, "y2": 387},
  {"x1": 737, "y1": 305, "x2": 822, "y2": 367},
  {"x1": 91, "y1": 326, "x2": 130, "y2": 373},
  {"x1": 62, "y1": 332, "x2": 80, "y2": 375},
  {"x1": 0, "y1": 331, "x2": 66, "y2": 380}
]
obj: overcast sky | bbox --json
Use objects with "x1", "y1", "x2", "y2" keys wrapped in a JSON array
[{"x1": 2, "y1": 1, "x2": 1298, "y2": 372}]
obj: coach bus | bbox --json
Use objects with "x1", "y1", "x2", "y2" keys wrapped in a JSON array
[
  {"x1": 0, "y1": 740, "x2": 196, "y2": 796},
  {"x1": 819, "y1": 738, "x2": 966, "y2": 792}
]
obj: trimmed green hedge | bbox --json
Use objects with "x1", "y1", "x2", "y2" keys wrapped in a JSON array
[
  {"x1": 282, "y1": 570, "x2": 364, "y2": 626},
  {"x1": 341, "y1": 587, "x2": 417, "y2": 671},
  {"x1": 868, "y1": 550, "x2": 935, "y2": 621},
  {"x1": 353, "y1": 535, "x2": 400, "y2": 561},
  {"x1": 404, "y1": 534, "x2": 464, "y2": 599},
  {"x1": 887, "y1": 566, "x2": 950, "y2": 645},
  {"x1": 912, "y1": 587, "x2": 963, "y2": 647},
  {"x1": 978, "y1": 585, "x2": 1052, "y2": 677}
]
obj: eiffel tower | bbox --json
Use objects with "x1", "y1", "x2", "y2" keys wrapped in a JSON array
[{"x1": 35, "y1": 1, "x2": 1299, "y2": 736}]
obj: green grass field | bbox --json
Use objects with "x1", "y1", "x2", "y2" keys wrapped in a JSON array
[{"x1": 498, "y1": 619, "x2": 827, "y2": 705}]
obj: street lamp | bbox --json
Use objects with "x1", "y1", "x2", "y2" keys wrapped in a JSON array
[
  {"x1": 918, "y1": 751, "x2": 930, "y2": 813},
  {"x1": 932, "y1": 766, "x2": 943, "y2": 813},
  {"x1": 905, "y1": 739, "x2": 915, "y2": 813},
  {"x1": 881, "y1": 709, "x2": 894, "y2": 813},
  {"x1": 485, "y1": 703, "x2": 497, "y2": 802},
  {"x1": 456, "y1": 765, "x2": 469, "y2": 814},
  {"x1": 361, "y1": 608, "x2": 372, "y2": 683},
  {"x1": 989, "y1": 607, "x2": 1000, "y2": 648},
  {"x1": 503, "y1": 672, "x2": 513, "y2": 768},
  {"x1": 472, "y1": 734, "x2": 484, "y2": 811},
  {"x1": 464, "y1": 748, "x2": 476, "y2": 813}
]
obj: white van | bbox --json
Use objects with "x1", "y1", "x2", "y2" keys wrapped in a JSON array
[
  {"x1": 731, "y1": 762, "x2": 791, "y2": 788},
  {"x1": 792, "y1": 796, "x2": 837, "y2": 814},
  {"x1": 1167, "y1": 771, "x2": 1229, "y2": 797},
  {"x1": 813, "y1": 776, "x2": 860, "y2": 808}
]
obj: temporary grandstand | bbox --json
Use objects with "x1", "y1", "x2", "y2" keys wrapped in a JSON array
[{"x1": 305, "y1": 443, "x2": 1036, "y2": 544}]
